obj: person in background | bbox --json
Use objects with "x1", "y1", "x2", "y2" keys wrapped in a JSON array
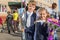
[
  {"x1": 46, "y1": 3, "x2": 59, "y2": 19},
  {"x1": 46, "y1": 3, "x2": 59, "y2": 40},
  {"x1": 13, "y1": 10, "x2": 19, "y2": 33},
  {"x1": 0, "y1": 17, "x2": 3, "y2": 32},
  {"x1": 22, "y1": 1, "x2": 36, "y2": 40},
  {"x1": 6, "y1": 11, "x2": 15, "y2": 34},
  {"x1": 34, "y1": 8, "x2": 49, "y2": 40}
]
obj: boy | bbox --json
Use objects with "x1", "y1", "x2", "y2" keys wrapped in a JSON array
[
  {"x1": 46, "y1": 3, "x2": 59, "y2": 19},
  {"x1": 22, "y1": 1, "x2": 36, "y2": 40}
]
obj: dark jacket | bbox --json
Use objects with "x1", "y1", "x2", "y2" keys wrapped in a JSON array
[
  {"x1": 23, "y1": 12, "x2": 36, "y2": 28},
  {"x1": 6, "y1": 14, "x2": 13, "y2": 24},
  {"x1": 26, "y1": 22, "x2": 49, "y2": 40},
  {"x1": 24, "y1": 12, "x2": 36, "y2": 40}
]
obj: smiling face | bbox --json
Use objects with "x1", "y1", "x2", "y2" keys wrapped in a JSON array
[
  {"x1": 39, "y1": 9, "x2": 48, "y2": 20},
  {"x1": 28, "y1": 1, "x2": 36, "y2": 12}
]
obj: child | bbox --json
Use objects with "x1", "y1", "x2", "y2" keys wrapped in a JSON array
[
  {"x1": 22, "y1": 1, "x2": 36, "y2": 40},
  {"x1": 34, "y1": 8, "x2": 50, "y2": 40}
]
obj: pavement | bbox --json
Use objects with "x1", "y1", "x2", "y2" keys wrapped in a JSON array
[
  {"x1": 0, "y1": 32, "x2": 60, "y2": 40},
  {"x1": 0, "y1": 32, "x2": 22, "y2": 40}
]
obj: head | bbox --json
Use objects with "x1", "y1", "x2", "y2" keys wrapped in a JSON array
[
  {"x1": 27, "y1": 1, "x2": 36, "y2": 12},
  {"x1": 38, "y1": 8, "x2": 50, "y2": 20},
  {"x1": 13, "y1": 10, "x2": 17, "y2": 13},
  {"x1": 52, "y1": 3, "x2": 57, "y2": 9},
  {"x1": 7, "y1": 11, "x2": 11, "y2": 15}
]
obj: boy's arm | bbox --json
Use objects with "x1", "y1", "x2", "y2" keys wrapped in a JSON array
[
  {"x1": 5, "y1": 16, "x2": 8, "y2": 23},
  {"x1": 56, "y1": 12, "x2": 59, "y2": 20}
]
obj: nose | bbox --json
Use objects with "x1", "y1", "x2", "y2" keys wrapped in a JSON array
[{"x1": 40, "y1": 14, "x2": 43, "y2": 17}]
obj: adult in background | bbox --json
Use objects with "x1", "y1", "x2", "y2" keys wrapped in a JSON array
[
  {"x1": 6, "y1": 11, "x2": 15, "y2": 34},
  {"x1": 13, "y1": 10, "x2": 19, "y2": 33}
]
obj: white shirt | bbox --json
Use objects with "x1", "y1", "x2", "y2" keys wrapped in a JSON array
[
  {"x1": 46, "y1": 7, "x2": 59, "y2": 19},
  {"x1": 26, "y1": 11, "x2": 33, "y2": 27}
]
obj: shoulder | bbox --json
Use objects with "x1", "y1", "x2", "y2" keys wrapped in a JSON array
[
  {"x1": 32, "y1": 13, "x2": 36, "y2": 18},
  {"x1": 34, "y1": 20, "x2": 41, "y2": 25}
]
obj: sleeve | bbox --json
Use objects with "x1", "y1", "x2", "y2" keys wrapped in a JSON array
[
  {"x1": 22, "y1": 13, "x2": 27, "y2": 28},
  {"x1": 11, "y1": 15, "x2": 13, "y2": 20},
  {"x1": 56, "y1": 12, "x2": 59, "y2": 19},
  {"x1": 22, "y1": 13, "x2": 25, "y2": 20},
  {"x1": 6, "y1": 16, "x2": 8, "y2": 21},
  {"x1": 45, "y1": 23, "x2": 49, "y2": 37},
  {"x1": 25, "y1": 24, "x2": 35, "y2": 34}
]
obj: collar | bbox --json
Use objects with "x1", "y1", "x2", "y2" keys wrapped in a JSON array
[
  {"x1": 36, "y1": 20, "x2": 46, "y2": 22},
  {"x1": 27, "y1": 11, "x2": 33, "y2": 16}
]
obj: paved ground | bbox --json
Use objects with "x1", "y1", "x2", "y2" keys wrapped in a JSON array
[
  {"x1": 0, "y1": 30, "x2": 60, "y2": 40},
  {"x1": 57, "y1": 32, "x2": 60, "y2": 40},
  {"x1": 0, "y1": 32, "x2": 22, "y2": 40}
]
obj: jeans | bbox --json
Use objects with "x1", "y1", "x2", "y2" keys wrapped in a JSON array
[{"x1": 7, "y1": 23, "x2": 15, "y2": 33}]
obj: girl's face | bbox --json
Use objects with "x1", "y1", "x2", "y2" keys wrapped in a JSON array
[{"x1": 39, "y1": 10, "x2": 47, "y2": 20}]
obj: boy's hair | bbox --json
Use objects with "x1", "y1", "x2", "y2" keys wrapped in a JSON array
[
  {"x1": 13, "y1": 11, "x2": 15, "y2": 13},
  {"x1": 38, "y1": 7, "x2": 50, "y2": 20},
  {"x1": 52, "y1": 3, "x2": 57, "y2": 9},
  {"x1": 28, "y1": 0, "x2": 36, "y2": 6},
  {"x1": 52, "y1": 3, "x2": 57, "y2": 6}
]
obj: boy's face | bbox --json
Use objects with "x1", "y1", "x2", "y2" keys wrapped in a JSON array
[
  {"x1": 52, "y1": 5, "x2": 57, "y2": 9},
  {"x1": 39, "y1": 10, "x2": 47, "y2": 20},
  {"x1": 28, "y1": 3, "x2": 35, "y2": 12}
]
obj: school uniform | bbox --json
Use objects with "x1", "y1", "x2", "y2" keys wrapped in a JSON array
[
  {"x1": 34, "y1": 20, "x2": 49, "y2": 40},
  {"x1": 22, "y1": 11, "x2": 36, "y2": 40},
  {"x1": 26, "y1": 20, "x2": 49, "y2": 40}
]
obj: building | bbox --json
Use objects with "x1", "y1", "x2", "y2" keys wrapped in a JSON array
[
  {"x1": 0, "y1": 0, "x2": 21, "y2": 22},
  {"x1": 25, "y1": 0, "x2": 58, "y2": 11},
  {"x1": 0, "y1": 0, "x2": 59, "y2": 23}
]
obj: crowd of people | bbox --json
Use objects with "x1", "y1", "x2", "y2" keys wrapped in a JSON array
[{"x1": 0, "y1": 0, "x2": 60, "y2": 40}]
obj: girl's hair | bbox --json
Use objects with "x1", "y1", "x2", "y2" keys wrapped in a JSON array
[{"x1": 37, "y1": 7, "x2": 50, "y2": 21}]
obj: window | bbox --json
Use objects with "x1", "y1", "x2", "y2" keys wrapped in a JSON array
[{"x1": 0, "y1": 4, "x2": 7, "y2": 12}]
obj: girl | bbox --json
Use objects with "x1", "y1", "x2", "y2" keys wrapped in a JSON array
[{"x1": 34, "y1": 8, "x2": 50, "y2": 40}]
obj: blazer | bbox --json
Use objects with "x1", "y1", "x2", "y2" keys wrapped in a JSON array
[
  {"x1": 23, "y1": 12, "x2": 36, "y2": 28},
  {"x1": 25, "y1": 22, "x2": 49, "y2": 40}
]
